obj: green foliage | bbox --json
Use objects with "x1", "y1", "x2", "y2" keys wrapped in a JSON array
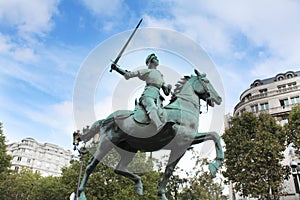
[
  {"x1": 174, "y1": 154, "x2": 227, "y2": 200},
  {"x1": 222, "y1": 112, "x2": 290, "y2": 199},
  {"x1": 60, "y1": 150, "x2": 161, "y2": 199},
  {"x1": 0, "y1": 137, "x2": 228, "y2": 200},
  {"x1": 31, "y1": 176, "x2": 68, "y2": 200},
  {"x1": 1, "y1": 169, "x2": 40, "y2": 200},
  {"x1": 285, "y1": 104, "x2": 300, "y2": 150},
  {"x1": 0, "y1": 122, "x2": 12, "y2": 176},
  {"x1": 0, "y1": 122, "x2": 13, "y2": 199}
]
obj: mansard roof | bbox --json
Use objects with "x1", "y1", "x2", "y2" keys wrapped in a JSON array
[{"x1": 250, "y1": 70, "x2": 300, "y2": 88}]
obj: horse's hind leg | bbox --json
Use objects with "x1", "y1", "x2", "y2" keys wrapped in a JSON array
[
  {"x1": 158, "y1": 150, "x2": 185, "y2": 200},
  {"x1": 114, "y1": 150, "x2": 143, "y2": 195},
  {"x1": 78, "y1": 136, "x2": 112, "y2": 194}
]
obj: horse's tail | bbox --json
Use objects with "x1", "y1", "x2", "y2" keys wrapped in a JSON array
[{"x1": 79, "y1": 119, "x2": 104, "y2": 143}]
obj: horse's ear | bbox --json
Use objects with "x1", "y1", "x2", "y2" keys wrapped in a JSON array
[{"x1": 194, "y1": 69, "x2": 200, "y2": 76}]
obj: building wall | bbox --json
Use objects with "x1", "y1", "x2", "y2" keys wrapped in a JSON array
[
  {"x1": 232, "y1": 71, "x2": 300, "y2": 200},
  {"x1": 6, "y1": 137, "x2": 73, "y2": 176}
]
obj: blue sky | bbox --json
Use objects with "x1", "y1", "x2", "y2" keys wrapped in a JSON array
[{"x1": 1, "y1": 0, "x2": 300, "y2": 150}]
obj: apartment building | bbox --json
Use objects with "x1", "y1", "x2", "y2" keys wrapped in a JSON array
[
  {"x1": 232, "y1": 70, "x2": 300, "y2": 199},
  {"x1": 6, "y1": 137, "x2": 73, "y2": 176}
]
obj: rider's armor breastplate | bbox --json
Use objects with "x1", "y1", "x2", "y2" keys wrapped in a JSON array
[
  {"x1": 139, "y1": 69, "x2": 164, "y2": 87},
  {"x1": 138, "y1": 69, "x2": 164, "y2": 100}
]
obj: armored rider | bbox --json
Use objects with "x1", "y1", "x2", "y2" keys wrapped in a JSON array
[{"x1": 113, "y1": 53, "x2": 172, "y2": 130}]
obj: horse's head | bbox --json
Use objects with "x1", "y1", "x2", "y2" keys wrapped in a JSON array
[{"x1": 192, "y1": 69, "x2": 222, "y2": 107}]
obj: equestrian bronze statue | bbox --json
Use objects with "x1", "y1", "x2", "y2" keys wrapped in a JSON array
[{"x1": 73, "y1": 66, "x2": 224, "y2": 200}]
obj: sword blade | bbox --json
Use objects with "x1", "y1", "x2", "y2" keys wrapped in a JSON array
[{"x1": 110, "y1": 18, "x2": 143, "y2": 72}]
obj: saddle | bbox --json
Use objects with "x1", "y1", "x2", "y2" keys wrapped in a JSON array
[{"x1": 133, "y1": 96, "x2": 166, "y2": 124}]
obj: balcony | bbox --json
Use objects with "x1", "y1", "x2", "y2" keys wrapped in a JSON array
[{"x1": 235, "y1": 86, "x2": 299, "y2": 113}]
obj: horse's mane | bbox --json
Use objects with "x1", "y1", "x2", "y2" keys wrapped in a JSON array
[{"x1": 170, "y1": 75, "x2": 191, "y2": 103}]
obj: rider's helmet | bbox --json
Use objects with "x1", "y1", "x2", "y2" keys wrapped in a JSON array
[{"x1": 145, "y1": 53, "x2": 158, "y2": 66}]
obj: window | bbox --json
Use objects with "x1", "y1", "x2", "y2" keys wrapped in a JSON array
[
  {"x1": 251, "y1": 104, "x2": 259, "y2": 113},
  {"x1": 291, "y1": 96, "x2": 300, "y2": 104},
  {"x1": 17, "y1": 157, "x2": 22, "y2": 161},
  {"x1": 260, "y1": 102, "x2": 269, "y2": 111},
  {"x1": 246, "y1": 93, "x2": 252, "y2": 100},
  {"x1": 27, "y1": 159, "x2": 31, "y2": 164},
  {"x1": 15, "y1": 166, "x2": 19, "y2": 171},
  {"x1": 259, "y1": 89, "x2": 268, "y2": 97},
  {"x1": 259, "y1": 89, "x2": 268, "y2": 94},
  {"x1": 280, "y1": 116, "x2": 288, "y2": 126},
  {"x1": 277, "y1": 76, "x2": 284, "y2": 81},
  {"x1": 280, "y1": 99, "x2": 289, "y2": 108},
  {"x1": 240, "y1": 108, "x2": 246, "y2": 115},
  {"x1": 288, "y1": 82, "x2": 296, "y2": 88},
  {"x1": 278, "y1": 85, "x2": 286, "y2": 92}
]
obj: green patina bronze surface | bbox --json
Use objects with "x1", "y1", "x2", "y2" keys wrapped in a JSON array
[{"x1": 73, "y1": 66, "x2": 224, "y2": 200}]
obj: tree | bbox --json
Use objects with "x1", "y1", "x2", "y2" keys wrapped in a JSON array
[
  {"x1": 30, "y1": 176, "x2": 68, "y2": 200},
  {"x1": 1, "y1": 169, "x2": 40, "y2": 200},
  {"x1": 222, "y1": 112, "x2": 290, "y2": 199},
  {"x1": 174, "y1": 152, "x2": 227, "y2": 200},
  {"x1": 0, "y1": 122, "x2": 12, "y2": 199},
  {"x1": 0, "y1": 122, "x2": 12, "y2": 176},
  {"x1": 285, "y1": 104, "x2": 300, "y2": 150},
  {"x1": 60, "y1": 150, "x2": 161, "y2": 199}
]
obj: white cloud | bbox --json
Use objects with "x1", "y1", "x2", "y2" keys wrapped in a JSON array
[
  {"x1": 0, "y1": 0, "x2": 60, "y2": 37},
  {"x1": 0, "y1": 0, "x2": 61, "y2": 63},
  {"x1": 24, "y1": 101, "x2": 76, "y2": 137},
  {"x1": 81, "y1": 0, "x2": 127, "y2": 18},
  {"x1": 142, "y1": 0, "x2": 300, "y2": 112},
  {"x1": 0, "y1": 33, "x2": 37, "y2": 63}
]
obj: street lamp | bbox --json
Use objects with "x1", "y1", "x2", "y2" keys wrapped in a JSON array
[{"x1": 290, "y1": 160, "x2": 300, "y2": 199}]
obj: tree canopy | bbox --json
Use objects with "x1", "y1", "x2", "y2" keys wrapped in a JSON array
[
  {"x1": 0, "y1": 122, "x2": 228, "y2": 199},
  {"x1": 222, "y1": 112, "x2": 290, "y2": 199},
  {"x1": 0, "y1": 122, "x2": 12, "y2": 176},
  {"x1": 285, "y1": 104, "x2": 300, "y2": 150}
]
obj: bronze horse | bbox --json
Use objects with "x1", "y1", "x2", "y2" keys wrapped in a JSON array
[{"x1": 73, "y1": 69, "x2": 224, "y2": 200}]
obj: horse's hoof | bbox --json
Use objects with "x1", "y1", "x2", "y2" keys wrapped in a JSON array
[
  {"x1": 134, "y1": 182, "x2": 143, "y2": 196},
  {"x1": 158, "y1": 193, "x2": 168, "y2": 200},
  {"x1": 77, "y1": 191, "x2": 87, "y2": 200},
  {"x1": 209, "y1": 162, "x2": 217, "y2": 178}
]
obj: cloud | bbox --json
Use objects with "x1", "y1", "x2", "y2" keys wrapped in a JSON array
[
  {"x1": 144, "y1": 0, "x2": 300, "y2": 66},
  {"x1": 0, "y1": 0, "x2": 60, "y2": 37},
  {"x1": 0, "y1": 0, "x2": 61, "y2": 63},
  {"x1": 23, "y1": 101, "x2": 76, "y2": 137},
  {"x1": 141, "y1": 0, "x2": 300, "y2": 113},
  {"x1": 83, "y1": 0, "x2": 125, "y2": 17},
  {"x1": 0, "y1": 33, "x2": 37, "y2": 63}
]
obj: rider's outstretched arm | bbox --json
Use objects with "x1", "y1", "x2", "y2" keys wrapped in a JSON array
[{"x1": 124, "y1": 70, "x2": 139, "y2": 80}]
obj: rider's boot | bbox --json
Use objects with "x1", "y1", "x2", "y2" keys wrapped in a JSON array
[{"x1": 148, "y1": 109, "x2": 165, "y2": 131}]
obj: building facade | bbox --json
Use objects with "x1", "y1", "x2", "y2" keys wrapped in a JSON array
[
  {"x1": 233, "y1": 71, "x2": 300, "y2": 199},
  {"x1": 6, "y1": 137, "x2": 73, "y2": 176}
]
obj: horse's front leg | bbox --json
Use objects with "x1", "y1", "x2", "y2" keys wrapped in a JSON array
[
  {"x1": 157, "y1": 151, "x2": 185, "y2": 200},
  {"x1": 209, "y1": 132, "x2": 224, "y2": 178},
  {"x1": 194, "y1": 131, "x2": 224, "y2": 177}
]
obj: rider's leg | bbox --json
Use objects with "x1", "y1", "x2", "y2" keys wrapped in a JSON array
[
  {"x1": 141, "y1": 97, "x2": 164, "y2": 130},
  {"x1": 114, "y1": 149, "x2": 143, "y2": 195}
]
